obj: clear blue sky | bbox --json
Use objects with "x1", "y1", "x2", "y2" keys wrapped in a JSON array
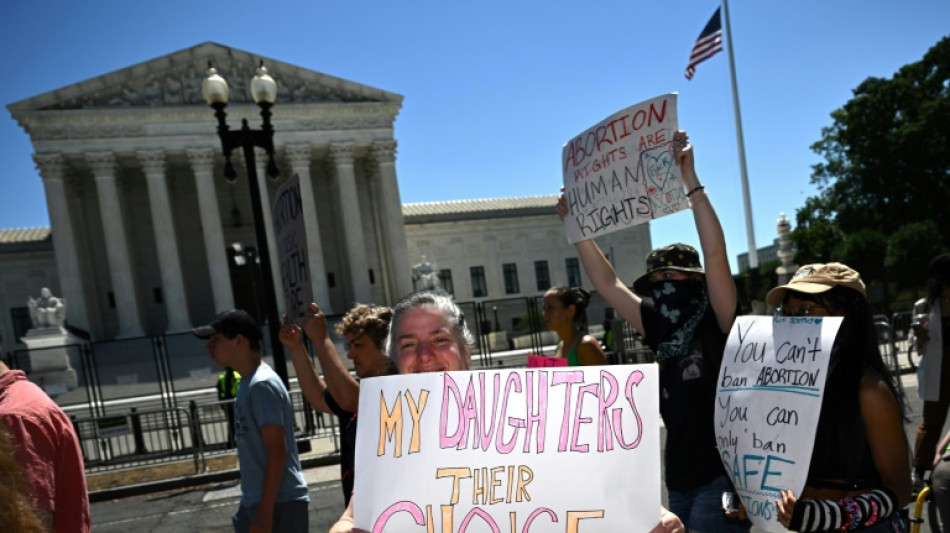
[{"x1": 2, "y1": 1, "x2": 947, "y2": 273}]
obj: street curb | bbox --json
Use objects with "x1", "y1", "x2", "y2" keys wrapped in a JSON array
[{"x1": 89, "y1": 453, "x2": 341, "y2": 503}]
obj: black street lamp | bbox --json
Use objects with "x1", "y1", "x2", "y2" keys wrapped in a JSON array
[{"x1": 201, "y1": 62, "x2": 289, "y2": 386}]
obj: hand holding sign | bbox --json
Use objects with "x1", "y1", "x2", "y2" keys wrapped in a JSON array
[
  {"x1": 561, "y1": 94, "x2": 687, "y2": 244},
  {"x1": 354, "y1": 366, "x2": 662, "y2": 532},
  {"x1": 715, "y1": 315, "x2": 842, "y2": 532}
]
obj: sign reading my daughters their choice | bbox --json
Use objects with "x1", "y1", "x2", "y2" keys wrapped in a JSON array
[
  {"x1": 354, "y1": 365, "x2": 661, "y2": 532},
  {"x1": 715, "y1": 315, "x2": 843, "y2": 532},
  {"x1": 272, "y1": 173, "x2": 313, "y2": 324},
  {"x1": 561, "y1": 93, "x2": 686, "y2": 244}
]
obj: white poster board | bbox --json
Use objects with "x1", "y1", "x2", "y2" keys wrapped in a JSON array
[
  {"x1": 715, "y1": 316, "x2": 842, "y2": 532},
  {"x1": 355, "y1": 366, "x2": 661, "y2": 532},
  {"x1": 561, "y1": 93, "x2": 685, "y2": 244},
  {"x1": 272, "y1": 173, "x2": 312, "y2": 324}
]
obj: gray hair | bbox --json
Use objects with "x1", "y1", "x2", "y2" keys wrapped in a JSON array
[{"x1": 385, "y1": 292, "x2": 475, "y2": 359}]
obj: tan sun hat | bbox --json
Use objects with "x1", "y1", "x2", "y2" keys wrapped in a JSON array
[{"x1": 765, "y1": 263, "x2": 866, "y2": 306}]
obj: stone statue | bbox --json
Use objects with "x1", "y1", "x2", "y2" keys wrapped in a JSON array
[
  {"x1": 27, "y1": 287, "x2": 67, "y2": 330},
  {"x1": 412, "y1": 255, "x2": 442, "y2": 292}
]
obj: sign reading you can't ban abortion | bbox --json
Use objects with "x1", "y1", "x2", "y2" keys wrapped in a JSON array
[
  {"x1": 561, "y1": 93, "x2": 686, "y2": 244},
  {"x1": 272, "y1": 173, "x2": 313, "y2": 324},
  {"x1": 715, "y1": 316, "x2": 842, "y2": 532},
  {"x1": 354, "y1": 366, "x2": 661, "y2": 532}
]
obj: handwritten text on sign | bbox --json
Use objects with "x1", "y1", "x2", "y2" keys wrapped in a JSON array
[
  {"x1": 715, "y1": 316, "x2": 842, "y2": 532},
  {"x1": 561, "y1": 93, "x2": 685, "y2": 244},
  {"x1": 272, "y1": 173, "x2": 313, "y2": 324},
  {"x1": 354, "y1": 366, "x2": 661, "y2": 532}
]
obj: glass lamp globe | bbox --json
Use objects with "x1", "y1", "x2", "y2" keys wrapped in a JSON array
[
  {"x1": 201, "y1": 67, "x2": 230, "y2": 105},
  {"x1": 250, "y1": 65, "x2": 277, "y2": 105}
]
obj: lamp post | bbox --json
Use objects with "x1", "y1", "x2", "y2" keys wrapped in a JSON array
[{"x1": 202, "y1": 63, "x2": 289, "y2": 386}]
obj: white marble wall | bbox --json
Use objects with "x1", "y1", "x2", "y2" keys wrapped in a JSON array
[{"x1": 404, "y1": 213, "x2": 651, "y2": 302}]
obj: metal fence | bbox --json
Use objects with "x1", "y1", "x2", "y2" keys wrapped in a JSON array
[
  {"x1": 71, "y1": 390, "x2": 341, "y2": 475},
  {"x1": 12, "y1": 291, "x2": 925, "y2": 476}
]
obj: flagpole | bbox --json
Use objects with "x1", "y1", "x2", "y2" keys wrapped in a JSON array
[{"x1": 721, "y1": 0, "x2": 758, "y2": 269}]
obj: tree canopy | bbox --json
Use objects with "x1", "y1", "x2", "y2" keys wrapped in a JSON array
[{"x1": 793, "y1": 36, "x2": 950, "y2": 279}]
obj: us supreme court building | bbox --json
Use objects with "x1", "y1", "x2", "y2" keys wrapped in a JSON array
[{"x1": 2, "y1": 42, "x2": 650, "y2": 348}]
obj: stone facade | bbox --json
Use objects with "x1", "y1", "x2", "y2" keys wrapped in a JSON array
[
  {"x1": 0, "y1": 229, "x2": 59, "y2": 353},
  {"x1": 403, "y1": 195, "x2": 652, "y2": 301},
  {"x1": 7, "y1": 42, "x2": 412, "y2": 340},
  {"x1": 2, "y1": 43, "x2": 657, "y2": 349}
]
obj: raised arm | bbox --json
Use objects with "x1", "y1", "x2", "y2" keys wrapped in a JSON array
[
  {"x1": 279, "y1": 318, "x2": 330, "y2": 413},
  {"x1": 557, "y1": 196, "x2": 645, "y2": 334},
  {"x1": 302, "y1": 303, "x2": 361, "y2": 413},
  {"x1": 673, "y1": 131, "x2": 737, "y2": 333}
]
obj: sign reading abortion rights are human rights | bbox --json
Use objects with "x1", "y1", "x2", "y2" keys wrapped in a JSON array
[
  {"x1": 715, "y1": 316, "x2": 841, "y2": 532},
  {"x1": 354, "y1": 365, "x2": 661, "y2": 532},
  {"x1": 561, "y1": 93, "x2": 687, "y2": 244}
]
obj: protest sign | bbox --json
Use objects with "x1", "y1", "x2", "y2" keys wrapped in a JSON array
[
  {"x1": 355, "y1": 366, "x2": 661, "y2": 532},
  {"x1": 715, "y1": 315, "x2": 842, "y2": 532},
  {"x1": 561, "y1": 93, "x2": 685, "y2": 244},
  {"x1": 272, "y1": 173, "x2": 312, "y2": 324},
  {"x1": 527, "y1": 355, "x2": 568, "y2": 368}
]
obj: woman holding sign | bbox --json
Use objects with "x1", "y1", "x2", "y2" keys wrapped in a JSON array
[
  {"x1": 557, "y1": 130, "x2": 747, "y2": 532},
  {"x1": 766, "y1": 263, "x2": 911, "y2": 532},
  {"x1": 329, "y1": 291, "x2": 685, "y2": 533},
  {"x1": 542, "y1": 286, "x2": 607, "y2": 366}
]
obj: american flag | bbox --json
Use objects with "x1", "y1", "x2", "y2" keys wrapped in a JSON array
[{"x1": 685, "y1": 7, "x2": 723, "y2": 80}]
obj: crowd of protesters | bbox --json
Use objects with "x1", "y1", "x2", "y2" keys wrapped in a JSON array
[{"x1": 5, "y1": 130, "x2": 943, "y2": 533}]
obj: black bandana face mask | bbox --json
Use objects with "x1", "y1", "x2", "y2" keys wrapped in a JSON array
[{"x1": 651, "y1": 279, "x2": 709, "y2": 361}]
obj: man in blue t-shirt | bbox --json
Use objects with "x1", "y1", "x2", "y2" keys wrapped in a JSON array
[{"x1": 194, "y1": 309, "x2": 309, "y2": 533}]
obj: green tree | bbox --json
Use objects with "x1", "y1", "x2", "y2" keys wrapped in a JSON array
[
  {"x1": 832, "y1": 228, "x2": 887, "y2": 282},
  {"x1": 885, "y1": 220, "x2": 946, "y2": 289},
  {"x1": 794, "y1": 36, "x2": 950, "y2": 261}
]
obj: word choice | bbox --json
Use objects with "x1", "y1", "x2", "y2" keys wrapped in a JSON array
[{"x1": 371, "y1": 502, "x2": 604, "y2": 533}]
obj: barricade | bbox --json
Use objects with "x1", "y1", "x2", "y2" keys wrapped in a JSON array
[{"x1": 74, "y1": 391, "x2": 342, "y2": 476}]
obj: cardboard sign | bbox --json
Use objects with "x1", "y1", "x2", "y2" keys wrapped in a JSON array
[
  {"x1": 355, "y1": 366, "x2": 661, "y2": 532},
  {"x1": 527, "y1": 355, "x2": 568, "y2": 368},
  {"x1": 715, "y1": 316, "x2": 842, "y2": 532},
  {"x1": 561, "y1": 93, "x2": 685, "y2": 244},
  {"x1": 272, "y1": 173, "x2": 313, "y2": 324}
]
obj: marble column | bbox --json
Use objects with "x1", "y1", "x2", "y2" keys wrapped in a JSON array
[
  {"x1": 329, "y1": 142, "x2": 372, "y2": 304},
  {"x1": 285, "y1": 144, "x2": 333, "y2": 312},
  {"x1": 252, "y1": 148, "x2": 284, "y2": 316},
  {"x1": 372, "y1": 141, "x2": 413, "y2": 299},
  {"x1": 187, "y1": 148, "x2": 235, "y2": 313},
  {"x1": 33, "y1": 154, "x2": 90, "y2": 333},
  {"x1": 86, "y1": 151, "x2": 144, "y2": 338},
  {"x1": 138, "y1": 150, "x2": 191, "y2": 332}
]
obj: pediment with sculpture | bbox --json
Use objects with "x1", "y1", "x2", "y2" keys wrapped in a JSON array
[{"x1": 9, "y1": 42, "x2": 402, "y2": 113}]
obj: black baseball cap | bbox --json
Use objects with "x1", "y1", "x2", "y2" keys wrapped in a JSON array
[{"x1": 192, "y1": 309, "x2": 263, "y2": 342}]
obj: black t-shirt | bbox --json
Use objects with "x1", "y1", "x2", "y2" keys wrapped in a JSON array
[
  {"x1": 643, "y1": 299, "x2": 732, "y2": 492},
  {"x1": 324, "y1": 389, "x2": 357, "y2": 506}
]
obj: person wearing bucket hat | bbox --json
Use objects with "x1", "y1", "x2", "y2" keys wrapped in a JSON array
[
  {"x1": 762, "y1": 265, "x2": 911, "y2": 532},
  {"x1": 908, "y1": 253, "x2": 950, "y2": 493},
  {"x1": 557, "y1": 130, "x2": 746, "y2": 532},
  {"x1": 193, "y1": 310, "x2": 310, "y2": 532}
]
